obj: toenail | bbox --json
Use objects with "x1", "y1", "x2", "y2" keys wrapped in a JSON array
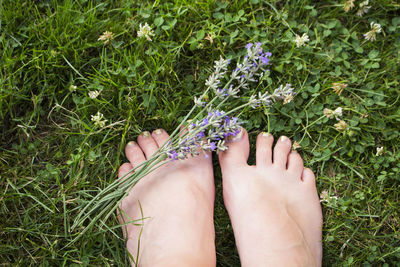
[
  {"x1": 127, "y1": 141, "x2": 136, "y2": 146},
  {"x1": 154, "y1": 129, "x2": 163, "y2": 135},
  {"x1": 141, "y1": 131, "x2": 150, "y2": 137},
  {"x1": 262, "y1": 132, "x2": 271, "y2": 137},
  {"x1": 280, "y1": 136, "x2": 289, "y2": 142},
  {"x1": 229, "y1": 127, "x2": 244, "y2": 142}
]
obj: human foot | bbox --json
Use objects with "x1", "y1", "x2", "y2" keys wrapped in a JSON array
[
  {"x1": 219, "y1": 128, "x2": 322, "y2": 266},
  {"x1": 118, "y1": 129, "x2": 216, "y2": 266}
]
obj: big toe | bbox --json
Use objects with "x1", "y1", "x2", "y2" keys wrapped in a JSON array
[{"x1": 218, "y1": 127, "x2": 249, "y2": 169}]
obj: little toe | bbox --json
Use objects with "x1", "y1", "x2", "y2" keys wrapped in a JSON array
[
  {"x1": 125, "y1": 141, "x2": 146, "y2": 166},
  {"x1": 273, "y1": 136, "x2": 292, "y2": 168},
  {"x1": 287, "y1": 151, "x2": 304, "y2": 176},
  {"x1": 302, "y1": 168, "x2": 316, "y2": 185},
  {"x1": 137, "y1": 131, "x2": 159, "y2": 159},
  {"x1": 256, "y1": 132, "x2": 274, "y2": 167},
  {"x1": 152, "y1": 128, "x2": 170, "y2": 147},
  {"x1": 218, "y1": 127, "x2": 249, "y2": 168}
]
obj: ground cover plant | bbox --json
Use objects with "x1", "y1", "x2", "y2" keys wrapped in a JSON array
[{"x1": 1, "y1": 0, "x2": 399, "y2": 266}]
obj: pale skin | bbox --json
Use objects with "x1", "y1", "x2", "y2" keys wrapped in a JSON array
[{"x1": 118, "y1": 127, "x2": 322, "y2": 266}]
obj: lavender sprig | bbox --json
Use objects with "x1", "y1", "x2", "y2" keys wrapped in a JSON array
[
  {"x1": 166, "y1": 109, "x2": 241, "y2": 160},
  {"x1": 249, "y1": 83, "x2": 296, "y2": 108}
]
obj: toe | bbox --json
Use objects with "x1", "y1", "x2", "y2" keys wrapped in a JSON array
[
  {"x1": 219, "y1": 127, "x2": 249, "y2": 168},
  {"x1": 137, "y1": 131, "x2": 159, "y2": 159},
  {"x1": 287, "y1": 151, "x2": 304, "y2": 176},
  {"x1": 125, "y1": 141, "x2": 146, "y2": 166},
  {"x1": 152, "y1": 128, "x2": 170, "y2": 147},
  {"x1": 118, "y1": 162, "x2": 133, "y2": 178},
  {"x1": 302, "y1": 168, "x2": 316, "y2": 184},
  {"x1": 273, "y1": 136, "x2": 292, "y2": 168},
  {"x1": 256, "y1": 132, "x2": 274, "y2": 166}
]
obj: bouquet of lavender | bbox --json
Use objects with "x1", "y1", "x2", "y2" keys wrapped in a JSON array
[{"x1": 71, "y1": 42, "x2": 295, "y2": 241}]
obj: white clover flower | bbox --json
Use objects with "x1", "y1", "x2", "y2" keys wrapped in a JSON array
[
  {"x1": 283, "y1": 94, "x2": 294, "y2": 104},
  {"x1": 88, "y1": 90, "x2": 100, "y2": 99},
  {"x1": 332, "y1": 82, "x2": 347, "y2": 95},
  {"x1": 91, "y1": 112, "x2": 107, "y2": 128},
  {"x1": 343, "y1": 0, "x2": 355, "y2": 12},
  {"x1": 294, "y1": 33, "x2": 309, "y2": 47},
  {"x1": 334, "y1": 107, "x2": 343, "y2": 117},
  {"x1": 363, "y1": 22, "x2": 382, "y2": 41},
  {"x1": 323, "y1": 108, "x2": 333, "y2": 118},
  {"x1": 376, "y1": 146, "x2": 384, "y2": 156},
  {"x1": 324, "y1": 107, "x2": 343, "y2": 120},
  {"x1": 357, "y1": 0, "x2": 370, "y2": 17},
  {"x1": 334, "y1": 120, "x2": 348, "y2": 131},
  {"x1": 137, "y1": 23, "x2": 155, "y2": 41},
  {"x1": 320, "y1": 190, "x2": 338, "y2": 203},
  {"x1": 69, "y1": 85, "x2": 77, "y2": 92},
  {"x1": 98, "y1": 31, "x2": 115, "y2": 44}
]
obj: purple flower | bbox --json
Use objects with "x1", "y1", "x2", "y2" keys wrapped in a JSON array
[
  {"x1": 245, "y1": 43, "x2": 253, "y2": 49},
  {"x1": 197, "y1": 131, "x2": 205, "y2": 138},
  {"x1": 223, "y1": 132, "x2": 232, "y2": 137},
  {"x1": 260, "y1": 56, "x2": 269, "y2": 65},
  {"x1": 168, "y1": 150, "x2": 178, "y2": 160},
  {"x1": 233, "y1": 128, "x2": 241, "y2": 136},
  {"x1": 210, "y1": 142, "x2": 216, "y2": 151}
]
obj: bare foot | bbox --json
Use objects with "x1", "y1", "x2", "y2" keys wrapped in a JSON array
[
  {"x1": 219, "y1": 128, "x2": 323, "y2": 266},
  {"x1": 118, "y1": 129, "x2": 216, "y2": 266}
]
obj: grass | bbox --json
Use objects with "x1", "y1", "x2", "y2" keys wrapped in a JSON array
[{"x1": 1, "y1": 0, "x2": 400, "y2": 265}]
